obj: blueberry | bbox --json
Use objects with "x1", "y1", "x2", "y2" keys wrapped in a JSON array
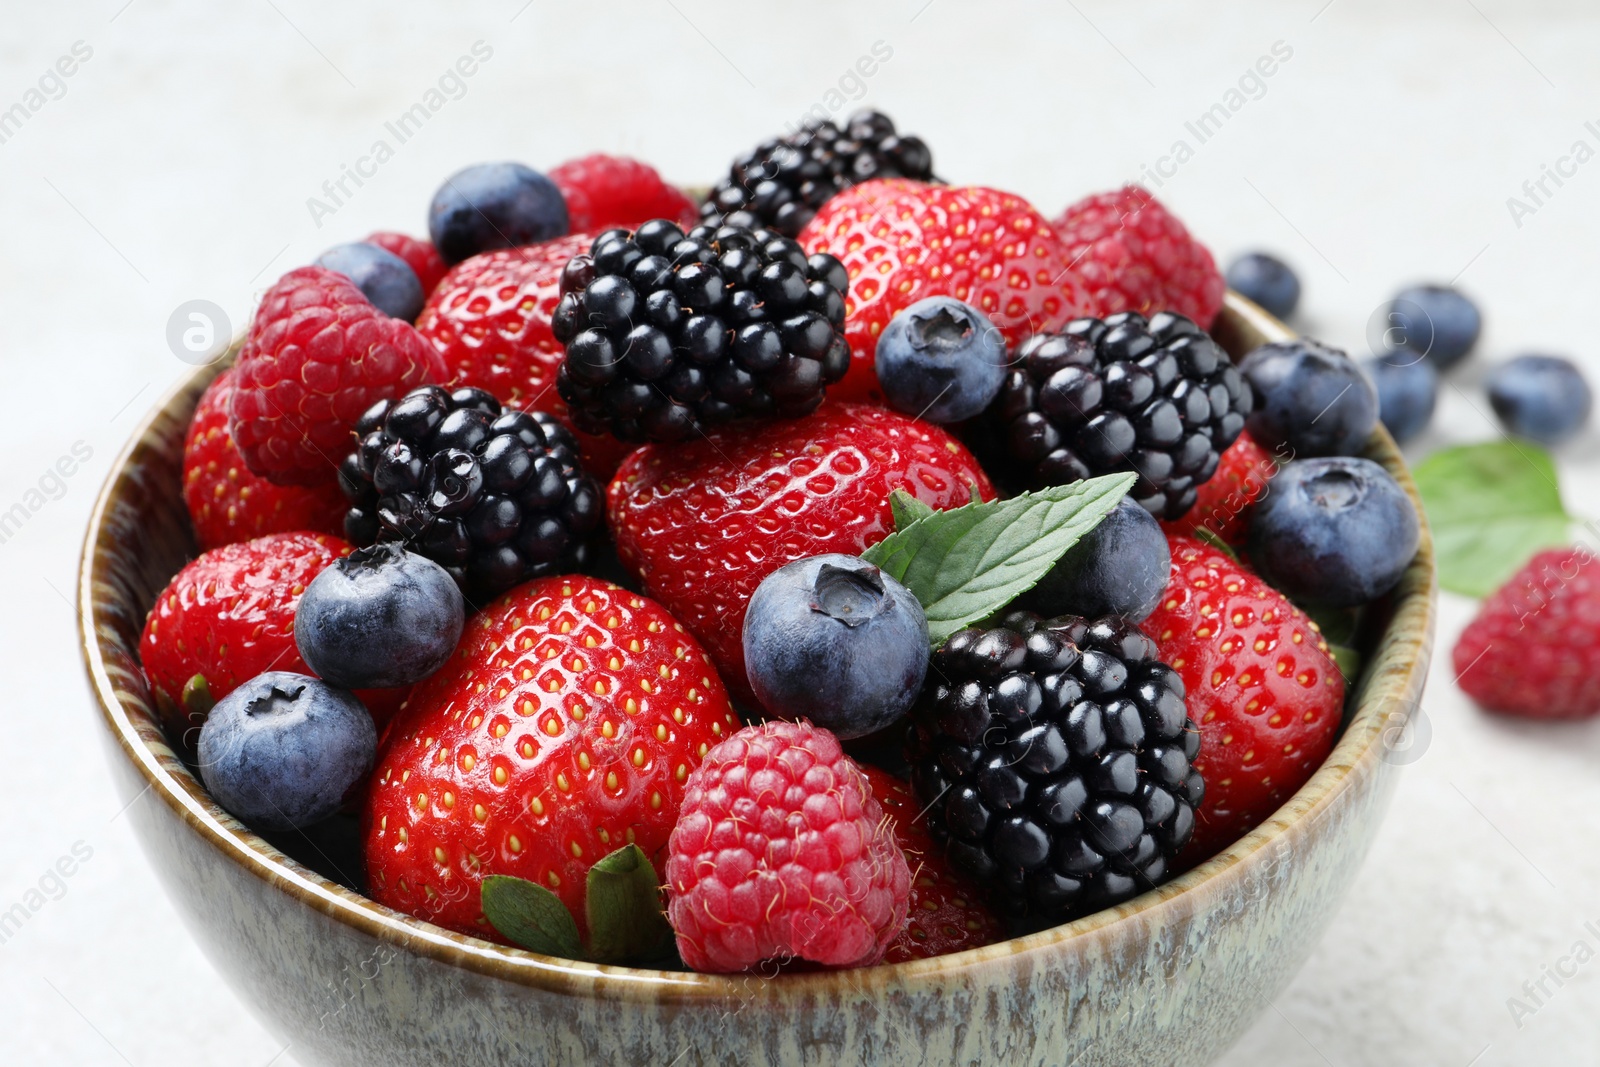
[
  {"x1": 1248, "y1": 457, "x2": 1419, "y2": 607},
  {"x1": 1240, "y1": 339, "x2": 1378, "y2": 457},
  {"x1": 1387, "y1": 284, "x2": 1481, "y2": 370},
  {"x1": 1225, "y1": 252, "x2": 1300, "y2": 320},
  {"x1": 313, "y1": 242, "x2": 425, "y2": 321},
  {"x1": 1018, "y1": 498, "x2": 1170, "y2": 622},
  {"x1": 1362, "y1": 353, "x2": 1438, "y2": 445},
  {"x1": 295, "y1": 543, "x2": 465, "y2": 688},
  {"x1": 428, "y1": 162, "x2": 568, "y2": 264},
  {"x1": 874, "y1": 296, "x2": 1006, "y2": 423},
  {"x1": 197, "y1": 672, "x2": 376, "y2": 831},
  {"x1": 1486, "y1": 354, "x2": 1592, "y2": 446},
  {"x1": 743, "y1": 553, "x2": 928, "y2": 739}
]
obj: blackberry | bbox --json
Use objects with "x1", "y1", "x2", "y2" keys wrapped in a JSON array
[
  {"x1": 552, "y1": 220, "x2": 850, "y2": 442},
  {"x1": 905, "y1": 612, "x2": 1203, "y2": 925},
  {"x1": 338, "y1": 385, "x2": 603, "y2": 599},
  {"x1": 700, "y1": 109, "x2": 936, "y2": 237},
  {"x1": 984, "y1": 311, "x2": 1252, "y2": 520}
]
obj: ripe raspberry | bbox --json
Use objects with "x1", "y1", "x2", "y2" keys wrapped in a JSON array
[
  {"x1": 415, "y1": 235, "x2": 634, "y2": 478},
  {"x1": 183, "y1": 369, "x2": 347, "y2": 549},
  {"x1": 364, "y1": 231, "x2": 448, "y2": 295},
  {"x1": 608, "y1": 403, "x2": 993, "y2": 703},
  {"x1": 1455, "y1": 547, "x2": 1600, "y2": 719},
  {"x1": 366, "y1": 576, "x2": 736, "y2": 940},
  {"x1": 1140, "y1": 536, "x2": 1344, "y2": 861},
  {"x1": 1161, "y1": 431, "x2": 1279, "y2": 546},
  {"x1": 1055, "y1": 186, "x2": 1225, "y2": 329},
  {"x1": 861, "y1": 766, "x2": 1004, "y2": 962},
  {"x1": 229, "y1": 267, "x2": 447, "y2": 486},
  {"x1": 665, "y1": 721, "x2": 912, "y2": 972},
  {"x1": 549, "y1": 154, "x2": 697, "y2": 234},
  {"x1": 798, "y1": 179, "x2": 1097, "y2": 401}
]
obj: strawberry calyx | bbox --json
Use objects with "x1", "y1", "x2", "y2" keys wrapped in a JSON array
[{"x1": 481, "y1": 844, "x2": 676, "y2": 966}]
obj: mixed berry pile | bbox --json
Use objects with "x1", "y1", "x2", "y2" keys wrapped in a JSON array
[{"x1": 140, "y1": 112, "x2": 1433, "y2": 974}]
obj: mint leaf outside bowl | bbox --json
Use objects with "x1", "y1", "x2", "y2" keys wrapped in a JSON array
[{"x1": 78, "y1": 291, "x2": 1433, "y2": 1067}]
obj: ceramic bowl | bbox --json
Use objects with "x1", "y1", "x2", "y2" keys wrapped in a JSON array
[{"x1": 79, "y1": 293, "x2": 1435, "y2": 1067}]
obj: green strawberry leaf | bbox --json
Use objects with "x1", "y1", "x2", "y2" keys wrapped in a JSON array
[
  {"x1": 889, "y1": 488, "x2": 935, "y2": 531},
  {"x1": 584, "y1": 845, "x2": 675, "y2": 965},
  {"x1": 181, "y1": 673, "x2": 215, "y2": 719},
  {"x1": 1192, "y1": 527, "x2": 1240, "y2": 563},
  {"x1": 1328, "y1": 643, "x2": 1363, "y2": 685},
  {"x1": 1303, "y1": 604, "x2": 1364, "y2": 688},
  {"x1": 1412, "y1": 441, "x2": 1572, "y2": 597},
  {"x1": 480, "y1": 874, "x2": 583, "y2": 959},
  {"x1": 861, "y1": 473, "x2": 1137, "y2": 646}
]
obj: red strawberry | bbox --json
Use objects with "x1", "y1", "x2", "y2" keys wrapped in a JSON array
[
  {"x1": 415, "y1": 236, "x2": 633, "y2": 478},
  {"x1": 182, "y1": 369, "x2": 347, "y2": 550},
  {"x1": 549, "y1": 154, "x2": 697, "y2": 234},
  {"x1": 861, "y1": 766, "x2": 1004, "y2": 962},
  {"x1": 364, "y1": 575, "x2": 737, "y2": 941},
  {"x1": 1140, "y1": 536, "x2": 1344, "y2": 861},
  {"x1": 1054, "y1": 185, "x2": 1225, "y2": 328},
  {"x1": 139, "y1": 532, "x2": 409, "y2": 751},
  {"x1": 607, "y1": 403, "x2": 994, "y2": 703},
  {"x1": 229, "y1": 267, "x2": 446, "y2": 486},
  {"x1": 364, "y1": 231, "x2": 448, "y2": 295},
  {"x1": 1161, "y1": 431, "x2": 1280, "y2": 546},
  {"x1": 1455, "y1": 547, "x2": 1600, "y2": 719},
  {"x1": 797, "y1": 179, "x2": 1096, "y2": 402}
]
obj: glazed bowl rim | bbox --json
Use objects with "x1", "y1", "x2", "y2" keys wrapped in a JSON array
[{"x1": 79, "y1": 292, "x2": 1437, "y2": 1003}]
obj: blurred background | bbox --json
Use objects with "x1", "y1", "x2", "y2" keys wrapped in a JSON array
[{"x1": 5, "y1": 1, "x2": 1599, "y2": 1063}]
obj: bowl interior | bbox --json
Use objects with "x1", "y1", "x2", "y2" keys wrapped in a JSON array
[{"x1": 78, "y1": 292, "x2": 1435, "y2": 997}]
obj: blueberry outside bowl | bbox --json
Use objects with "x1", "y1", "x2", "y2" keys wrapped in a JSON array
[{"x1": 79, "y1": 292, "x2": 1435, "y2": 1067}]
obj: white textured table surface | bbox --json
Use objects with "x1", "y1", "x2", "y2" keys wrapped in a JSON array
[{"x1": 4, "y1": 2, "x2": 1599, "y2": 1064}]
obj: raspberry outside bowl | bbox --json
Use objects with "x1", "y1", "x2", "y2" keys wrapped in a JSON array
[{"x1": 79, "y1": 292, "x2": 1434, "y2": 1067}]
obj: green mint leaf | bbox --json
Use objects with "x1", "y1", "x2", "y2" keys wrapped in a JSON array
[
  {"x1": 889, "y1": 489, "x2": 935, "y2": 531},
  {"x1": 480, "y1": 874, "x2": 583, "y2": 959},
  {"x1": 1412, "y1": 441, "x2": 1572, "y2": 597},
  {"x1": 584, "y1": 845, "x2": 675, "y2": 965},
  {"x1": 1192, "y1": 527, "x2": 1239, "y2": 563},
  {"x1": 861, "y1": 474, "x2": 1138, "y2": 646}
]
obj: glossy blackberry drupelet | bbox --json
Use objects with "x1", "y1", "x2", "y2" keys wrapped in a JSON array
[
  {"x1": 700, "y1": 109, "x2": 936, "y2": 237},
  {"x1": 906, "y1": 612, "x2": 1203, "y2": 925},
  {"x1": 984, "y1": 311, "x2": 1252, "y2": 520},
  {"x1": 552, "y1": 220, "x2": 851, "y2": 442},
  {"x1": 338, "y1": 385, "x2": 603, "y2": 600}
]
